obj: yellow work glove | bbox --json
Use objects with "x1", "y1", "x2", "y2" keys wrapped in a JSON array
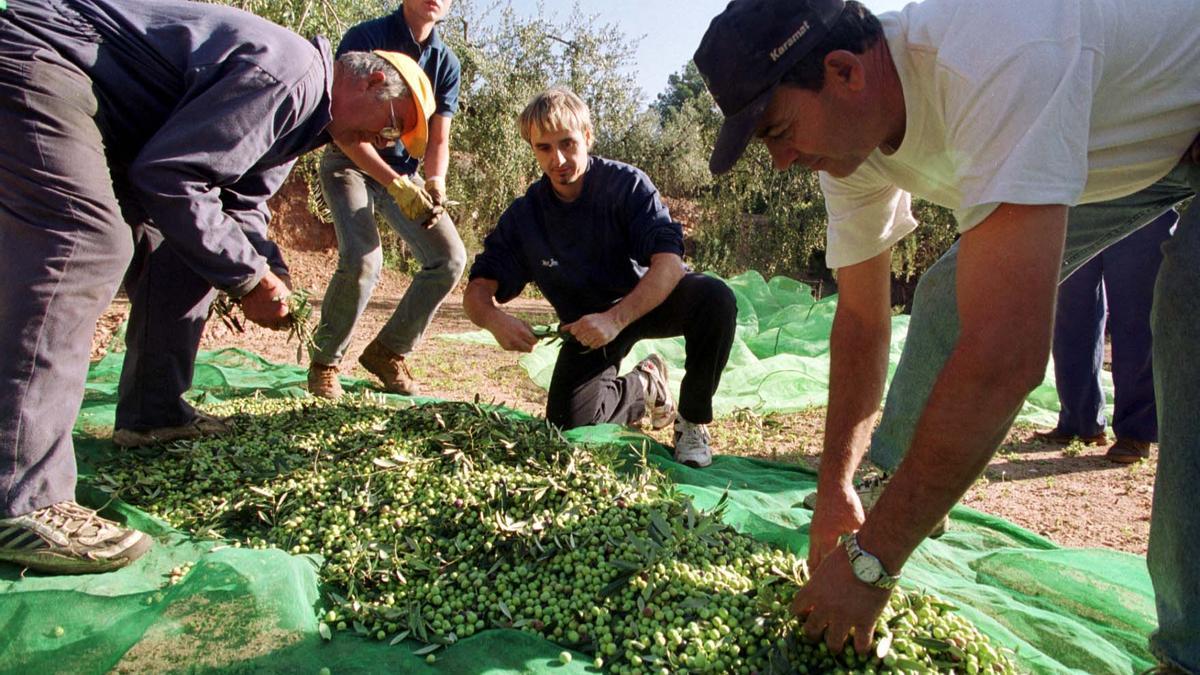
[
  {"x1": 386, "y1": 176, "x2": 436, "y2": 223},
  {"x1": 424, "y1": 176, "x2": 447, "y2": 206}
]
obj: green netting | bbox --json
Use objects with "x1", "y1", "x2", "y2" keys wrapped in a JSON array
[
  {"x1": 439, "y1": 271, "x2": 1113, "y2": 427},
  {"x1": 0, "y1": 349, "x2": 1150, "y2": 674}
]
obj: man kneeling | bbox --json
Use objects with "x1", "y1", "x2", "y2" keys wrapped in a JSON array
[{"x1": 463, "y1": 88, "x2": 736, "y2": 468}]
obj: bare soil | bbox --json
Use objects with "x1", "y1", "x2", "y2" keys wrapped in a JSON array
[{"x1": 89, "y1": 187, "x2": 1155, "y2": 556}]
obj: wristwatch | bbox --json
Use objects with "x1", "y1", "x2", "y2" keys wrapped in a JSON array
[{"x1": 840, "y1": 532, "x2": 901, "y2": 590}]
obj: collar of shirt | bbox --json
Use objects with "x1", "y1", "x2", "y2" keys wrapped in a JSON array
[{"x1": 391, "y1": 9, "x2": 444, "y2": 58}]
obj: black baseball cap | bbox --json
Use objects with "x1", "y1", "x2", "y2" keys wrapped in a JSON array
[{"x1": 695, "y1": 0, "x2": 846, "y2": 174}]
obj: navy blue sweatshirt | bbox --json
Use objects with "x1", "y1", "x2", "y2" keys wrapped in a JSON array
[{"x1": 470, "y1": 157, "x2": 685, "y2": 323}]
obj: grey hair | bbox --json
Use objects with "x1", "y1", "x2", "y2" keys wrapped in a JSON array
[{"x1": 337, "y1": 51, "x2": 410, "y2": 101}]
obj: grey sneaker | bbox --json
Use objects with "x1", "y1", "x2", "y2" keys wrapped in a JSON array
[
  {"x1": 635, "y1": 354, "x2": 676, "y2": 430},
  {"x1": 673, "y1": 417, "x2": 713, "y2": 468},
  {"x1": 112, "y1": 411, "x2": 231, "y2": 448},
  {"x1": 307, "y1": 362, "x2": 344, "y2": 400},
  {"x1": 358, "y1": 340, "x2": 417, "y2": 395},
  {"x1": 0, "y1": 501, "x2": 152, "y2": 574},
  {"x1": 802, "y1": 472, "x2": 947, "y2": 538}
]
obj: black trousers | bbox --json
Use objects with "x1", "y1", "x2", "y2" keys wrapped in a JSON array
[{"x1": 546, "y1": 273, "x2": 737, "y2": 430}]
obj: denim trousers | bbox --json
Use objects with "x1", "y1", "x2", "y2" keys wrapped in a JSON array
[
  {"x1": 868, "y1": 162, "x2": 1200, "y2": 671},
  {"x1": 1050, "y1": 208, "x2": 1176, "y2": 442},
  {"x1": 310, "y1": 148, "x2": 466, "y2": 365}
]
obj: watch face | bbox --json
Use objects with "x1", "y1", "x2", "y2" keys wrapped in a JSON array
[{"x1": 851, "y1": 553, "x2": 883, "y2": 582}]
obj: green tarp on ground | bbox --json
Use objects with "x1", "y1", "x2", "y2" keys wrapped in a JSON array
[
  {"x1": 0, "y1": 350, "x2": 1151, "y2": 674},
  {"x1": 440, "y1": 271, "x2": 1113, "y2": 428}
]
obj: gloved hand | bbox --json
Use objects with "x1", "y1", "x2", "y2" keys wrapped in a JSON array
[
  {"x1": 387, "y1": 176, "x2": 436, "y2": 224},
  {"x1": 424, "y1": 176, "x2": 447, "y2": 206}
]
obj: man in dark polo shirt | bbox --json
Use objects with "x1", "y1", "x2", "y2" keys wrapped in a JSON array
[
  {"x1": 307, "y1": 0, "x2": 467, "y2": 399},
  {"x1": 464, "y1": 88, "x2": 737, "y2": 469},
  {"x1": 0, "y1": 0, "x2": 432, "y2": 573}
]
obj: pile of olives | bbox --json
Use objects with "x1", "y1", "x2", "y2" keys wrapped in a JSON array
[{"x1": 95, "y1": 396, "x2": 1016, "y2": 673}]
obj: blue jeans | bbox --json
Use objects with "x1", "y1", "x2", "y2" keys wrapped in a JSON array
[
  {"x1": 310, "y1": 148, "x2": 466, "y2": 365},
  {"x1": 868, "y1": 162, "x2": 1200, "y2": 671},
  {"x1": 1050, "y1": 209, "x2": 1176, "y2": 442}
]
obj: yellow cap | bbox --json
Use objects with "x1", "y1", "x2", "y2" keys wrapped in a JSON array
[{"x1": 373, "y1": 50, "x2": 435, "y2": 158}]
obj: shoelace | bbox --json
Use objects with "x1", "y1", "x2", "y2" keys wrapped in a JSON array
[{"x1": 36, "y1": 502, "x2": 104, "y2": 537}]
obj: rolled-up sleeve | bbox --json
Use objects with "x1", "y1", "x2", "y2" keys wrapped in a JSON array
[
  {"x1": 128, "y1": 62, "x2": 298, "y2": 296},
  {"x1": 623, "y1": 172, "x2": 684, "y2": 265},
  {"x1": 469, "y1": 210, "x2": 530, "y2": 304}
]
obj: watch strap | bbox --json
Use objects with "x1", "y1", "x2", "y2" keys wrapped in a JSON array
[{"x1": 840, "y1": 532, "x2": 901, "y2": 590}]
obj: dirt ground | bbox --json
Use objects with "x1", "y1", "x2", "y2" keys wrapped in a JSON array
[{"x1": 89, "y1": 199, "x2": 1156, "y2": 556}]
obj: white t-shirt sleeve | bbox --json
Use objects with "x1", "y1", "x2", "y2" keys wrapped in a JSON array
[
  {"x1": 821, "y1": 165, "x2": 920, "y2": 269},
  {"x1": 943, "y1": 39, "x2": 1095, "y2": 231}
]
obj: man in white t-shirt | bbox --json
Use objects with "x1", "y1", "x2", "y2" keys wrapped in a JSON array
[{"x1": 696, "y1": 0, "x2": 1199, "y2": 669}]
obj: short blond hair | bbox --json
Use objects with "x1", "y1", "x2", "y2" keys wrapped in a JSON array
[{"x1": 517, "y1": 87, "x2": 594, "y2": 143}]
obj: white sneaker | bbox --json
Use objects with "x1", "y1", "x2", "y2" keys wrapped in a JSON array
[
  {"x1": 635, "y1": 354, "x2": 676, "y2": 430},
  {"x1": 0, "y1": 500, "x2": 152, "y2": 574},
  {"x1": 673, "y1": 417, "x2": 713, "y2": 468}
]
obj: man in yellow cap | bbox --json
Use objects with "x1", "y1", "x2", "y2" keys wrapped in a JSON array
[
  {"x1": 307, "y1": 0, "x2": 466, "y2": 399},
  {"x1": 110, "y1": 49, "x2": 436, "y2": 449}
]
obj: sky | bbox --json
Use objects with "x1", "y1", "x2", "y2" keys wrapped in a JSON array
[{"x1": 494, "y1": 0, "x2": 913, "y2": 101}]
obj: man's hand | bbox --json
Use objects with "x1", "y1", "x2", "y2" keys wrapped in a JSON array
[
  {"x1": 424, "y1": 176, "x2": 447, "y2": 206},
  {"x1": 561, "y1": 312, "x2": 622, "y2": 350},
  {"x1": 387, "y1": 176, "x2": 442, "y2": 227},
  {"x1": 807, "y1": 485, "x2": 867, "y2": 570},
  {"x1": 240, "y1": 270, "x2": 291, "y2": 330},
  {"x1": 791, "y1": 544, "x2": 891, "y2": 655},
  {"x1": 276, "y1": 272, "x2": 294, "y2": 291},
  {"x1": 487, "y1": 313, "x2": 539, "y2": 353}
]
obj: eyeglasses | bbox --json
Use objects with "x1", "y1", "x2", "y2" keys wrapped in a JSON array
[{"x1": 379, "y1": 98, "x2": 402, "y2": 140}]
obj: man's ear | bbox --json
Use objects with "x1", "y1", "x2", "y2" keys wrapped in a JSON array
[
  {"x1": 365, "y1": 70, "x2": 388, "y2": 90},
  {"x1": 584, "y1": 127, "x2": 594, "y2": 150},
  {"x1": 823, "y1": 50, "x2": 865, "y2": 91}
]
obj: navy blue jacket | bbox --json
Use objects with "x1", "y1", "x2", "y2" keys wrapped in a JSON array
[
  {"x1": 5, "y1": 0, "x2": 333, "y2": 295},
  {"x1": 470, "y1": 157, "x2": 685, "y2": 323},
  {"x1": 336, "y1": 9, "x2": 460, "y2": 175}
]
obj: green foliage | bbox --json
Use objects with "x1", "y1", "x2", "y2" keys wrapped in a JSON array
[
  {"x1": 214, "y1": 0, "x2": 388, "y2": 42},
  {"x1": 692, "y1": 143, "x2": 830, "y2": 284},
  {"x1": 652, "y1": 61, "x2": 707, "y2": 119}
]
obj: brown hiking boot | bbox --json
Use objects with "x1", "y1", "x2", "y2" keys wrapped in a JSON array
[
  {"x1": 0, "y1": 500, "x2": 152, "y2": 574},
  {"x1": 1105, "y1": 437, "x2": 1152, "y2": 464},
  {"x1": 358, "y1": 340, "x2": 418, "y2": 395},
  {"x1": 307, "y1": 362, "x2": 344, "y2": 400},
  {"x1": 1032, "y1": 428, "x2": 1108, "y2": 446},
  {"x1": 112, "y1": 411, "x2": 231, "y2": 448}
]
